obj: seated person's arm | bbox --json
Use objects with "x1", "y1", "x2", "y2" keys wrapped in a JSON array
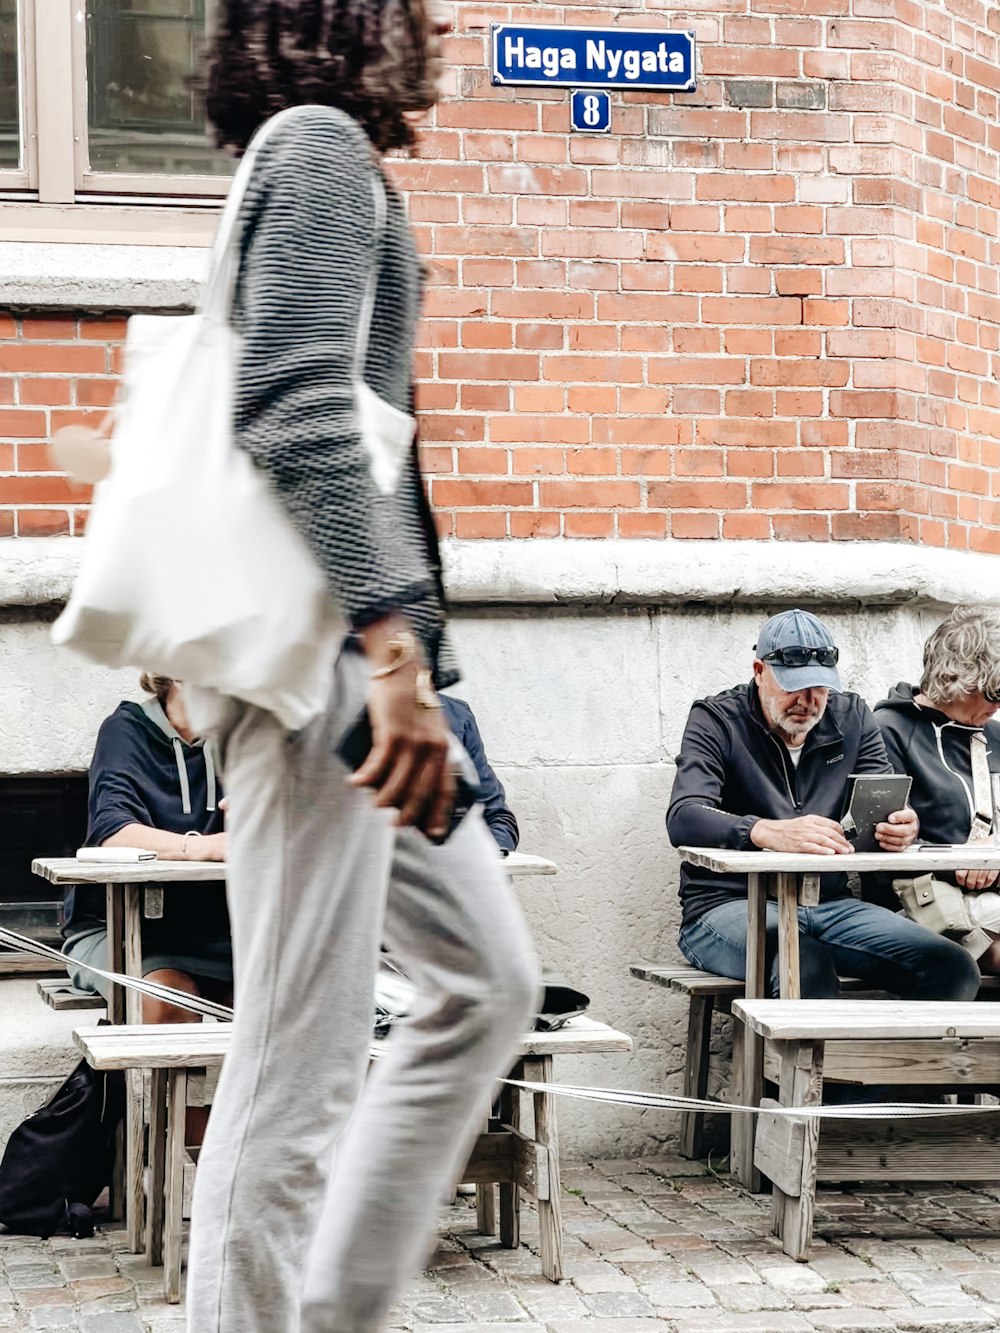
[
  {"x1": 462, "y1": 711, "x2": 518, "y2": 854},
  {"x1": 443, "y1": 698, "x2": 518, "y2": 853},
  {"x1": 667, "y1": 704, "x2": 769, "y2": 850},
  {"x1": 88, "y1": 722, "x2": 226, "y2": 863},
  {"x1": 101, "y1": 822, "x2": 225, "y2": 862}
]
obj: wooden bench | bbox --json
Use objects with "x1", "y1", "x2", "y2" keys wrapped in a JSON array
[
  {"x1": 630, "y1": 965, "x2": 743, "y2": 1158},
  {"x1": 631, "y1": 963, "x2": 889, "y2": 1159},
  {"x1": 36, "y1": 978, "x2": 105, "y2": 1011},
  {"x1": 733, "y1": 998, "x2": 1000, "y2": 1261},
  {"x1": 74, "y1": 1014, "x2": 632, "y2": 1301}
]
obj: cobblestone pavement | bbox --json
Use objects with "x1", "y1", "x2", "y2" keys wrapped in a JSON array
[{"x1": 4, "y1": 1156, "x2": 1000, "y2": 1331}]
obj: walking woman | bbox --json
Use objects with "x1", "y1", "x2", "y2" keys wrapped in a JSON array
[{"x1": 186, "y1": 5, "x2": 538, "y2": 1330}]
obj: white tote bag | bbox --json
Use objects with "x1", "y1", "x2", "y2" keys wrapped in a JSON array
[{"x1": 52, "y1": 106, "x2": 414, "y2": 731}]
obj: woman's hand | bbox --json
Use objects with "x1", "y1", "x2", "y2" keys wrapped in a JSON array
[
  {"x1": 186, "y1": 832, "x2": 227, "y2": 862},
  {"x1": 956, "y1": 867, "x2": 999, "y2": 891},
  {"x1": 349, "y1": 617, "x2": 455, "y2": 839}
]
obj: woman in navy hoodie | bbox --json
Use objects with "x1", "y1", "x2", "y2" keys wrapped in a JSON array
[
  {"x1": 875, "y1": 605, "x2": 1000, "y2": 970},
  {"x1": 61, "y1": 674, "x2": 231, "y2": 1022}
]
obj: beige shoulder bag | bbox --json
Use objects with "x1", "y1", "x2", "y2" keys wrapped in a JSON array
[{"x1": 892, "y1": 733, "x2": 994, "y2": 943}]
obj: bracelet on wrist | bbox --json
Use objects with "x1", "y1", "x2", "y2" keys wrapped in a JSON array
[
  {"x1": 414, "y1": 667, "x2": 442, "y2": 712},
  {"x1": 182, "y1": 830, "x2": 203, "y2": 858},
  {"x1": 371, "y1": 629, "x2": 418, "y2": 679}
]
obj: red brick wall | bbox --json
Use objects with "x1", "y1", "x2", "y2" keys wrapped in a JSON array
[
  {"x1": 0, "y1": 314, "x2": 119, "y2": 537},
  {"x1": 3, "y1": 0, "x2": 999, "y2": 548}
]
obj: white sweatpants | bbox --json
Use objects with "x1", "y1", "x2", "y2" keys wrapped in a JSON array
[{"x1": 185, "y1": 651, "x2": 538, "y2": 1332}]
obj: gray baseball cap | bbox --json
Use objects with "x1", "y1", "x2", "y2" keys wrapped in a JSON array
[{"x1": 755, "y1": 609, "x2": 842, "y2": 692}]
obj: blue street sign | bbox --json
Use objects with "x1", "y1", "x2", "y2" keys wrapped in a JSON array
[
  {"x1": 492, "y1": 24, "x2": 696, "y2": 92},
  {"x1": 571, "y1": 90, "x2": 612, "y2": 134}
]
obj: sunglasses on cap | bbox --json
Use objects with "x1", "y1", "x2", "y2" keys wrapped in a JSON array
[{"x1": 761, "y1": 645, "x2": 839, "y2": 669}]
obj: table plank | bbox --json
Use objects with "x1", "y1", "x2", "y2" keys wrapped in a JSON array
[
  {"x1": 735, "y1": 999, "x2": 1000, "y2": 1041},
  {"x1": 32, "y1": 858, "x2": 226, "y2": 885},
  {"x1": 505, "y1": 852, "x2": 557, "y2": 877},
  {"x1": 679, "y1": 846, "x2": 1000, "y2": 875},
  {"x1": 35, "y1": 850, "x2": 556, "y2": 884},
  {"x1": 74, "y1": 1014, "x2": 632, "y2": 1071}
]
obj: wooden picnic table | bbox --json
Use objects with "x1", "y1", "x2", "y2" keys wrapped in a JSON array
[
  {"x1": 75, "y1": 1013, "x2": 632, "y2": 1298},
  {"x1": 33, "y1": 847, "x2": 557, "y2": 1253},
  {"x1": 678, "y1": 844, "x2": 1000, "y2": 1187},
  {"x1": 33, "y1": 849, "x2": 555, "y2": 1025}
]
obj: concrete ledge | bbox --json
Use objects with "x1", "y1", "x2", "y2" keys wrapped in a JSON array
[
  {"x1": 443, "y1": 539, "x2": 1000, "y2": 608},
  {"x1": 5, "y1": 535, "x2": 1000, "y2": 611},
  {"x1": 0, "y1": 242, "x2": 203, "y2": 312}
]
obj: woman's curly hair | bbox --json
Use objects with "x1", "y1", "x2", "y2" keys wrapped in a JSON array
[
  {"x1": 920, "y1": 605, "x2": 1000, "y2": 705},
  {"x1": 202, "y1": 0, "x2": 438, "y2": 155}
]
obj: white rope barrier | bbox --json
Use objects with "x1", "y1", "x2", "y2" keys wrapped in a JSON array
[{"x1": 8, "y1": 928, "x2": 999, "y2": 1120}]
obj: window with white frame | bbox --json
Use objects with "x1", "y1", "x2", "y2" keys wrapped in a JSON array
[{"x1": 4, "y1": 0, "x2": 232, "y2": 203}]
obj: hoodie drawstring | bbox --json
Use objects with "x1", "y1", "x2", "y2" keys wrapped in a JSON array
[
  {"x1": 141, "y1": 697, "x2": 215, "y2": 817},
  {"x1": 171, "y1": 736, "x2": 192, "y2": 816}
]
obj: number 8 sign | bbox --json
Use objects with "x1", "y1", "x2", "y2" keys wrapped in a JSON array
[{"x1": 570, "y1": 90, "x2": 612, "y2": 134}]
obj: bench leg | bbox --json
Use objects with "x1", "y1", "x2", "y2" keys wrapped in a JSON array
[
  {"x1": 526, "y1": 1055, "x2": 563, "y2": 1282},
  {"x1": 772, "y1": 1039, "x2": 824, "y2": 1262},
  {"x1": 122, "y1": 884, "x2": 146, "y2": 1254},
  {"x1": 163, "y1": 1069, "x2": 188, "y2": 1305},
  {"x1": 498, "y1": 1078, "x2": 521, "y2": 1249},
  {"x1": 146, "y1": 1069, "x2": 168, "y2": 1267},
  {"x1": 680, "y1": 994, "x2": 714, "y2": 1159},
  {"x1": 105, "y1": 882, "x2": 127, "y2": 1223},
  {"x1": 732, "y1": 872, "x2": 766, "y2": 1191},
  {"x1": 126, "y1": 1070, "x2": 145, "y2": 1254}
]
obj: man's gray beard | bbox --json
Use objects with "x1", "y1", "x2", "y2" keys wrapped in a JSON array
[{"x1": 763, "y1": 695, "x2": 821, "y2": 743}]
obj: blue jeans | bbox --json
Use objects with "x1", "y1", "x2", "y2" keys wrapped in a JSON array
[{"x1": 679, "y1": 896, "x2": 981, "y2": 1000}]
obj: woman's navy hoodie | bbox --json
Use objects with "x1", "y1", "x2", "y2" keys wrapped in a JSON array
[{"x1": 62, "y1": 700, "x2": 227, "y2": 943}]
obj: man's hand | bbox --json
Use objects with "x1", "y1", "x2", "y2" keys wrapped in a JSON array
[
  {"x1": 956, "y1": 867, "x2": 1000, "y2": 890},
  {"x1": 348, "y1": 616, "x2": 455, "y2": 838},
  {"x1": 875, "y1": 807, "x2": 919, "y2": 852},
  {"x1": 750, "y1": 815, "x2": 854, "y2": 855}
]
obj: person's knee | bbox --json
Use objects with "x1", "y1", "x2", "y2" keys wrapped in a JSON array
[
  {"x1": 142, "y1": 968, "x2": 202, "y2": 1024},
  {"x1": 930, "y1": 941, "x2": 981, "y2": 1000}
]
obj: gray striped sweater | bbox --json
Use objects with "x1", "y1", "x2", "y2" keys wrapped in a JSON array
[{"x1": 232, "y1": 104, "x2": 456, "y2": 686}]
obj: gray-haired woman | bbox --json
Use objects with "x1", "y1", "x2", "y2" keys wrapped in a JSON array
[{"x1": 875, "y1": 605, "x2": 1000, "y2": 970}]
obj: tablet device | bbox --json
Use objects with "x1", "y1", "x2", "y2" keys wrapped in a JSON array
[{"x1": 841, "y1": 774, "x2": 913, "y2": 853}]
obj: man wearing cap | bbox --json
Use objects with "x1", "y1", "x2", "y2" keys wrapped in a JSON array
[{"x1": 666, "y1": 609, "x2": 981, "y2": 1000}]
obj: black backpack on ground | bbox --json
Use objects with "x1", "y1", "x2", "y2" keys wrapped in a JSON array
[{"x1": 0, "y1": 1050, "x2": 125, "y2": 1239}]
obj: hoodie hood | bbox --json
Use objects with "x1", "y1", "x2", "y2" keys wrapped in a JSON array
[
  {"x1": 874, "y1": 683, "x2": 1000, "y2": 846},
  {"x1": 138, "y1": 698, "x2": 218, "y2": 817},
  {"x1": 876, "y1": 682, "x2": 926, "y2": 714}
]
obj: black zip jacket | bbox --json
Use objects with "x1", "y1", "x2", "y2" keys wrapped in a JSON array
[
  {"x1": 866, "y1": 682, "x2": 1000, "y2": 907},
  {"x1": 667, "y1": 681, "x2": 892, "y2": 927}
]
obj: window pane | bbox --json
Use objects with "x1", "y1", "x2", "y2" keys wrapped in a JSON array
[
  {"x1": 86, "y1": 0, "x2": 232, "y2": 178},
  {"x1": 0, "y1": 0, "x2": 20, "y2": 170}
]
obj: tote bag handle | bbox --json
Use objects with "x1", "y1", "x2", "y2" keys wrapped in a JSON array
[
  {"x1": 199, "y1": 104, "x2": 306, "y2": 323},
  {"x1": 199, "y1": 106, "x2": 387, "y2": 383}
]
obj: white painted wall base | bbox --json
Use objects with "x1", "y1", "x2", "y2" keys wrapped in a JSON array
[
  {"x1": 447, "y1": 601, "x2": 946, "y2": 1156},
  {"x1": 0, "y1": 980, "x2": 90, "y2": 1154},
  {"x1": 2, "y1": 536, "x2": 999, "y2": 1156}
]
